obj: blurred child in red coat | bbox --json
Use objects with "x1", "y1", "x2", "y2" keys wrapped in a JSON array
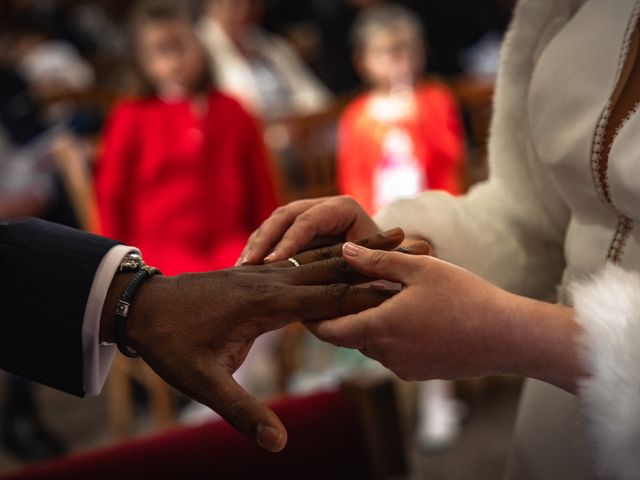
[
  {"x1": 337, "y1": 4, "x2": 464, "y2": 215},
  {"x1": 337, "y1": 4, "x2": 466, "y2": 450},
  {"x1": 95, "y1": 1, "x2": 278, "y2": 275}
]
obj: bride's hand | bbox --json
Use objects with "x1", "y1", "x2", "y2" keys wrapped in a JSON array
[
  {"x1": 305, "y1": 243, "x2": 585, "y2": 391},
  {"x1": 237, "y1": 195, "x2": 378, "y2": 265}
]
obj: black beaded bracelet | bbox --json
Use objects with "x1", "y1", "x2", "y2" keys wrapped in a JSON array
[{"x1": 115, "y1": 265, "x2": 162, "y2": 358}]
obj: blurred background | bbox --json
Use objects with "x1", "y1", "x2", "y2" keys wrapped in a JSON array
[{"x1": 0, "y1": 0, "x2": 521, "y2": 478}]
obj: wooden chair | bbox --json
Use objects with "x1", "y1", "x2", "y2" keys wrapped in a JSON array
[
  {"x1": 263, "y1": 100, "x2": 350, "y2": 202},
  {"x1": 449, "y1": 76, "x2": 495, "y2": 187}
]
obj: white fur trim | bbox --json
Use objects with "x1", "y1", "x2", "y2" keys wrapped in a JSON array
[{"x1": 571, "y1": 263, "x2": 640, "y2": 480}]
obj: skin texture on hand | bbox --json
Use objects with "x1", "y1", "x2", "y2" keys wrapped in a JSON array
[
  {"x1": 99, "y1": 230, "x2": 426, "y2": 453},
  {"x1": 306, "y1": 243, "x2": 587, "y2": 394},
  {"x1": 238, "y1": 195, "x2": 378, "y2": 265}
]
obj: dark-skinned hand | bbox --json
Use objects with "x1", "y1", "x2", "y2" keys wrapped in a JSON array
[{"x1": 100, "y1": 228, "x2": 430, "y2": 453}]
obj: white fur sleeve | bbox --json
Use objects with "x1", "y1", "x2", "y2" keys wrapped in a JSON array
[{"x1": 571, "y1": 263, "x2": 640, "y2": 480}]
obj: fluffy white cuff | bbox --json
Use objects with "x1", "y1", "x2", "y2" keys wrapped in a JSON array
[{"x1": 571, "y1": 263, "x2": 640, "y2": 480}]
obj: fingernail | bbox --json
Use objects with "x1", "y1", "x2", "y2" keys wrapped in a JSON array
[
  {"x1": 343, "y1": 242, "x2": 363, "y2": 257},
  {"x1": 381, "y1": 227, "x2": 402, "y2": 238},
  {"x1": 264, "y1": 252, "x2": 277, "y2": 263},
  {"x1": 407, "y1": 241, "x2": 430, "y2": 254},
  {"x1": 235, "y1": 256, "x2": 245, "y2": 267},
  {"x1": 256, "y1": 423, "x2": 283, "y2": 452}
]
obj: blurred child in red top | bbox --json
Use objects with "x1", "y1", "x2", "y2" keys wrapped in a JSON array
[
  {"x1": 95, "y1": 1, "x2": 278, "y2": 275},
  {"x1": 337, "y1": 4, "x2": 464, "y2": 215}
]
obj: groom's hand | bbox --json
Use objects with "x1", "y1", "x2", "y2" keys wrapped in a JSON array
[{"x1": 99, "y1": 229, "x2": 420, "y2": 453}]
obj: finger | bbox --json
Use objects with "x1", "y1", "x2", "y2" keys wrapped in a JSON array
[
  {"x1": 342, "y1": 242, "x2": 430, "y2": 284},
  {"x1": 274, "y1": 284, "x2": 396, "y2": 328},
  {"x1": 240, "y1": 199, "x2": 323, "y2": 265},
  {"x1": 236, "y1": 229, "x2": 260, "y2": 266},
  {"x1": 302, "y1": 235, "x2": 345, "y2": 250},
  {"x1": 305, "y1": 301, "x2": 396, "y2": 356},
  {"x1": 285, "y1": 240, "x2": 428, "y2": 286},
  {"x1": 303, "y1": 315, "x2": 369, "y2": 349},
  {"x1": 286, "y1": 256, "x2": 365, "y2": 285},
  {"x1": 271, "y1": 227, "x2": 404, "y2": 268},
  {"x1": 204, "y1": 366, "x2": 288, "y2": 452},
  {"x1": 263, "y1": 201, "x2": 366, "y2": 263},
  {"x1": 236, "y1": 240, "x2": 429, "y2": 281},
  {"x1": 395, "y1": 241, "x2": 431, "y2": 257}
]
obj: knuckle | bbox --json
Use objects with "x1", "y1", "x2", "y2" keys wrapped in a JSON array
[
  {"x1": 370, "y1": 250, "x2": 387, "y2": 267},
  {"x1": 280, "y1": 230, "x2": 299, "y2": 247},
  {"x1": 414, "y1": 254, "x2": 432, "y2": 272},
  {"x1": 337, "y1": 194, "x2": 356, "y2": 206},
  {"x1": 250, "y1": 227, "x2": 262, "y2": 243},
  {"x1": 253, "y1": 281, "x2": 279, "y2": 296},
  {"x1": 330, "y1": 256, "x2": 350, "y2": 272},
  {"x1": 312, "y1": 246, "x2": 333, "y2": 261},
  {"x1": 262, "y1": 279, "x2": 288, "y2": 298},
  {"x1": 272, "y1": 205, "x2": 288, "y2": 216},
  {"x1": 296, "y1": 212, "x2": 314, "y2": 225},
  {"x1": 317, "y1": 327, "x2": 339, "y2": 346},
  {"x1": 324, "y1": 283, "x2": 351, "y2": 300},
  {"x1": 289, "y1": 261, "x2": 318, "y2": 279},
  {"x1": 251, "y1": 281, "x2": 285, "y2": 312},
  {"x1": 225, "y1": 395, "x2": 253, "y2": 427}
]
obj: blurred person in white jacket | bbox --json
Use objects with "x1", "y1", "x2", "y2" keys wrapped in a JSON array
[{"x1": 198, "y1": 0, "x2": 331, "y2": 120}]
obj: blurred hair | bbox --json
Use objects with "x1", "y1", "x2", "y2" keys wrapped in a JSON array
[
  {"x1": 126, "y1": 0, "x2": 214, "y2": 97},
  {"x1": 351, "y1": 4, "x2": 426, "y2": 51}
]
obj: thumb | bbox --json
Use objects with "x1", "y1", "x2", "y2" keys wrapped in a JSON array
[
  {"x1": 342, "y1": 242, "x2": 428, "y2": 283},
  {"x1": 205, "y1": 367, "x2": 288, "y2": 452}
]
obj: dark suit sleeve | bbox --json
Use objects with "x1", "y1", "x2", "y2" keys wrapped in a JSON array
[{"x1": 0, "y1": 218, "x2": 119, "y2": 396}]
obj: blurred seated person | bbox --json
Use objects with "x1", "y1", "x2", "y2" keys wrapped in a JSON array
[
  {"x1": 197, "y1": 0, "x2": 332, "y2": 120},
  {"x1": 0, "y1": 21, "x2": 95, "y2": 125},
  {"x1": 337, "y1": 4, "x2": 464, "y2": 215},
  {"x1": 16, "y1": 35, "x2": 94, "y2": 100},
  {"x1": 336, "y1": 4, "x2": 466, "y2": 449},
  {"x1": 0, "y1": 66, "x2": 53, "y2": 220},
  {"x1": 95, "y1": 0, "x2": 279, "y2": 275}
]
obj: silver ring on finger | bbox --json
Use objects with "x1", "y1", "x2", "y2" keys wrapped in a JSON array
[{"x1": 288, "y1": 257, "x2": 301, "y2": 267}]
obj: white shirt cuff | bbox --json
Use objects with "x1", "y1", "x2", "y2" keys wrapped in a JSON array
[{"x1": 82, "y1": 244, "x2": 139, "y2": 395}]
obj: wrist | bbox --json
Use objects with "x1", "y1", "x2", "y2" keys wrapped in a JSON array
[
  {"x1": 496, "y1": 293, "x2": 586, "y2": 392},
  {"x1": 124, "y1": 275, "x2": 168, "y2": 353},
  {"x1": 100, "y1": 272, "x2": 168, "y2": 353}
]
